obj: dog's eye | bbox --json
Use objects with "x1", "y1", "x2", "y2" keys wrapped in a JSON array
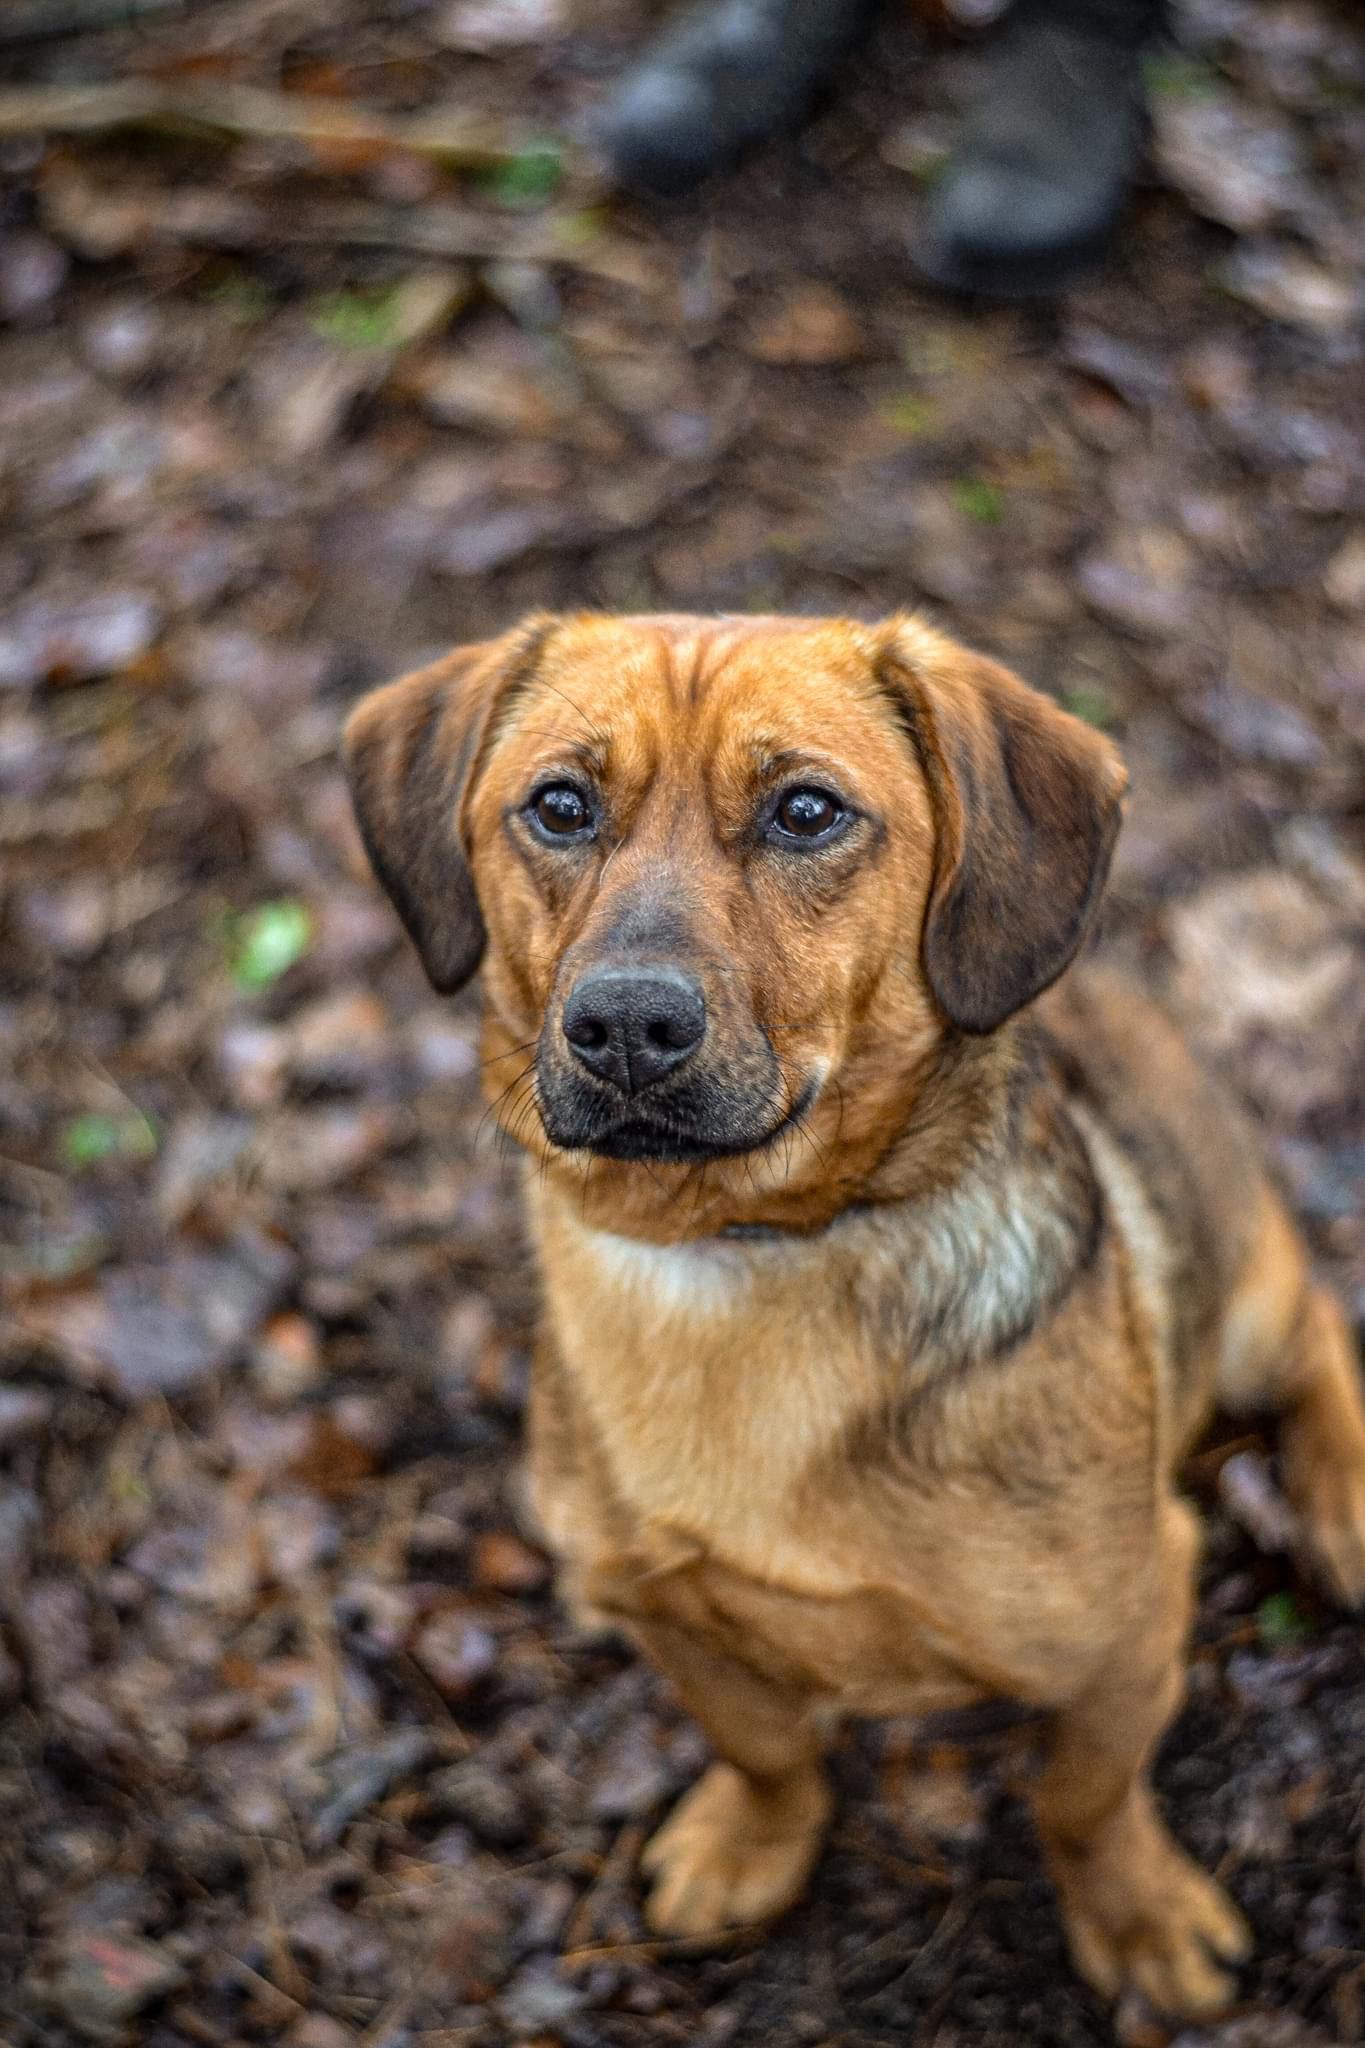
[
  {"x1": 529, "y1": 783, "x2": 594, "y2": 839},
  {"x1": 771, "y1": 787, "x2": 844, "y2": 842}
]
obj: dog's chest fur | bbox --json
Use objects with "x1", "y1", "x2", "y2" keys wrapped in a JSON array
[
  {"x1": 528, "y1": 1136, "x2": 1100, "y2": 1595},
  {"x1": 535, "y1": 1210, "x2": 871, "y2": 1587}
]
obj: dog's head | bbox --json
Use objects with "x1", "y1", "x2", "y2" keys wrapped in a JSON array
[{"x1": 344, "y1": 615, "x2": 1124, "y2": 1213}]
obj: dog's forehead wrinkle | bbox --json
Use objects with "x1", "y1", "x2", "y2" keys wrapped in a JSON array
[
  {"x1": 674, "y1": 628, "x2": 721, "y2": 711},
  {"x1": 528, "y1": 736, "x2": 609, "y2": 781},
  {"x1": 520, "y1": 658, "x2": 611, "y2": 746},
  {"x1": 539, "y1": 641, "x2": 898, "y2": 798}
]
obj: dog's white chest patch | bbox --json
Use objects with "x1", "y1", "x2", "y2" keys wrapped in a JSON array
[
  {"x1": 578, "y1": 1225, "x2": 750, "y2": 1318},
  {"x1": 534, "y1": 1203, "x2": 885, "y2": 1592}
]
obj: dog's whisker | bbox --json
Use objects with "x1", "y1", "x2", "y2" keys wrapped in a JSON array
[
  {"x1": 492, "y1": 1078, "x2": 538, "y2": 1160},
  {"x1": 479, "y1": 1037, "x2": 541, "y2": 1072},
  {"x1": 692, "y1": 1161, "x2": 714, "y2": 1234},
  {"x1": 477, "y1": 1061, "x2": 539, "y2": 1149},
  {"x1": 829, "y1": 1075, "x2": 848, "y2": 1148},
  {"x1": 477, "y1": 1064, "x2": 536, "y2": 1140},
  {"x1": 507, "y1": 1112, "x2": 547, "y2": 1170},
  {"x1": 791, "y1": 1102, "x2": 833, "y2": 1177},
  {"x1": 636, "y1": 1155, "x2": 673, "y2": 1205}
]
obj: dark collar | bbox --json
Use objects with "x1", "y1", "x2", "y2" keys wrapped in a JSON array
[{"x1": 716, "y1": 1204, "x2": 868, "y2": 1244}]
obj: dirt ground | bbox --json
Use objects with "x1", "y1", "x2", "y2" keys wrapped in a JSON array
[{"x1": 2, "y1": 2, "x2": 1364, "y2": 2044}]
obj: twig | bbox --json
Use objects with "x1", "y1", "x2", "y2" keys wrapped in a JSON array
[
  {"x1": 40, "y1": 169, "x2": 653, "y2": 289},
  {"x1": 559, "y1": 1820, "x2": 649, "y2": 1952},
  {"x1": 560, "y1": 1922, "x2": 767, "y2": 1965},
  {"x1": 835, "y1": 1818, "x2": 955, "y2": 1891},
  {"x1": 912, "y1": 1897, "x2": 978, "y2": 2047},
  {"x1": 215, "y1": 1949, "x2": 309, "y2": 2024}
]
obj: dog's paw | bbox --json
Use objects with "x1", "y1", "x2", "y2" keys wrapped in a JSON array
[
  {"x1": 1058, "y1": 1837, "x2": 1251, "y2": 2018},
  {"x1": 641, "y1": 1763, "x2": 829, "y2": 1939},
  {"x1": 1287, "y1": 1446, "x2": 1365, "y2": 1610}
]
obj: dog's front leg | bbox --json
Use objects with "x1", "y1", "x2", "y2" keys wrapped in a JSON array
[
  {"x1": 1031, "y1": 1499, "x2": 1251, "y2": 2017},
  {"x1": 633, "y1": 1618, "x2": 832, "y2": 1938}
]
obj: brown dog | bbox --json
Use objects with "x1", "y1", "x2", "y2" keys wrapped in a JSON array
[{"x1": 344, "y1": 613, "x2": 1365, "y2": 2018}]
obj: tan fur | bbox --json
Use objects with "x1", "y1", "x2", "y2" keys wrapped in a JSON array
[{"x1": 344, "y1": 613, "x2": 1365, "y2": 2020}]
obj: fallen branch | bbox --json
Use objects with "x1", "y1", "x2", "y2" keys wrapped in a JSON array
[{"x1": 0, "y1": 77, "x2": 543, "y2": 169}]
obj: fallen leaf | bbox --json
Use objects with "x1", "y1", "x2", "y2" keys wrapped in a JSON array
[
  {"x1": 309, "y1": 1728, "x2": 433, "y2": 1843},
  {"x1": 61, "y1": 1111, "x2": 158, "y2": 1171},
  {"x1": 230, "y1": 899, "x2": 314, "y2": 990},
  {"x1": 476, "y1": 141, "x2": 564, "y2": 208},
  {"x1": 413, "y1": 1609, "x2": 499, "y2": 1698},
  {"x1": 1155, "y1": 93, "x2": 1306, "y2": 232},
  {"x1": 1220, "y1": 243, "x2": 1360, "y2": 335},
  {"x1": 1258, "y1": 1590, "x2": 1315, "y2": 1648},
  {"x1": 0, "y1": 590, "x2": 160, "y2": 691},
  {"x1": 1324, "y1": 532, "x2": 1365, "y2": 612},
  {"x1": 472, "y1": 1529, "x2": 549, "y2": 1594},
  {"x1": 0, "y1": 229, "x2": 69, "y2": 324},
  {"x1": 23, "y1": 1232, "x2": 294, "y2": 1396},
  {"x1": 32, "y1": 1931, "x2": 186, "y2": 2044},
  {"x1": 1218, "y1": 1451, "x2": 1299, "y2": 1554},
  {"x1": 436, "y1": 0, "x2": 565, "y2": 51},
  {"x1": 743, "y1": 283, "x2": 864, "y2": 366}
]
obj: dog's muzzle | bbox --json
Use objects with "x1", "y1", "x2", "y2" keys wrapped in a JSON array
[{"x1": 535, "y1": 956, "x2": 796, "y2": 1164}]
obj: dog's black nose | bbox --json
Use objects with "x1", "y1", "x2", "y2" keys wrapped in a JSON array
[{"x1": 562, "y1": 966, "x2": 706, "y2": 1095}]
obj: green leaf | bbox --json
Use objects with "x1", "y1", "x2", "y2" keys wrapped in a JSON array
[
  {"x1": 231, "y1": 899, "x2": 314, "y2": 989},
  {"x1": 882, "y1": 394, "x2": 938, "y2": 437},
  {"x1": 1256, "y1": 1591, "x2": 1314, "y2": 1649},
  {"x1": 1143, "y1": 52, "x2": 1220, "y2": 102},
  {"x1": 205, "y1": 272, "x2": 275, "y2": 325},
  {"x1": 478, "y1": 142, "x2": 563, "y2": 209},
  {"x1": 901, "y1": 329, "x2": 958, "y2": 379},
  {"x1": 907, "y1": 149, "x2": 949, "y2": 188},
  {"x1": 952, "y1": 476, "x2": 1005, "y2": 525},
  {"x1": 62, "y1": 1111, "x2": 158, "y2": 1169},
  {"x1": 309, "y1": 286, "x2": 407, "y2": 352},
  {"x1": 1062, "y1": 684, "x2": 1120, "y2": 731},
  {"x1": 554, "y1": 207, "x2": 607, "y2": 246}
]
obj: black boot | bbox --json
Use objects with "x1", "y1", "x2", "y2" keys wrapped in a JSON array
[
  {"x1": 596, "y1": 0, "x2": 882, "y2": 198},
  {"x1": 918, "y1": 0, "x2": 1164, "y2": 298}
]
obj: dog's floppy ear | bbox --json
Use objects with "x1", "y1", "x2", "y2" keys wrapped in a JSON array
[
  {"x1": 342, "y1": 616, "x2": 558, "y2": 993},
  {"x1": 879, "y1": 619, "x2": 1127, "y2": 1035}
]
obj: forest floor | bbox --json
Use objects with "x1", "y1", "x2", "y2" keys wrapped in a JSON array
[{"x1": 2, "y1": 2, "x2": 1364, "y2": 2044}]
